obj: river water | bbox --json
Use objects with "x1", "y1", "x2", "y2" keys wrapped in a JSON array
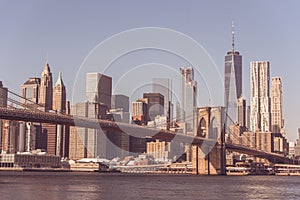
[{"x1": 0, "y1": 172, "x2": 299, "y2": 200}]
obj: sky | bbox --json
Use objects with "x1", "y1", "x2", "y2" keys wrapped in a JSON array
[{"x1": 0, "y1": 0, "x2": 300, "y2": 141}]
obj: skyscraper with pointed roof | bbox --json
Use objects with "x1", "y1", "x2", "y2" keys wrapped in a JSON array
[
  {"x1": 53, "y1": 72, "x2": 66, "y2": 113},
  {"x1": 224, "y1": 21, "x2": 242, "y2": 124},
  {"x1": 39, "y1": 61, "x2": 53, "y2": 111}
]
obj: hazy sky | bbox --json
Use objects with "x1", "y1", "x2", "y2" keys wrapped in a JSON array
[{"x1": 1, "y1": 1, "x2": 300, "y2": 141}]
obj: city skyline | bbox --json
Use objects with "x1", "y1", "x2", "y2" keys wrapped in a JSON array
[{"x1": 1, "y1": 1, "x2": 300, "y2": 141}]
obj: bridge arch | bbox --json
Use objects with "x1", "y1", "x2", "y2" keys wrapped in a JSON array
[
  {"x1": 197, "y1": 117, "x2": 207, "y2": 137},
  {"x1": 208, "y1": 117, "x2": 218, "y2": 140}
]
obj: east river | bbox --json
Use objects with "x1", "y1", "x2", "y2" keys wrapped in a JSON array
[{"x1": 0, "y1": 172, "x2": 299, "y2": 200}]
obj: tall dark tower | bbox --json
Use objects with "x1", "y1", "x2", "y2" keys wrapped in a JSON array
[{"x1": 224, "y1": 22, "x2": 242, "y2": 124}]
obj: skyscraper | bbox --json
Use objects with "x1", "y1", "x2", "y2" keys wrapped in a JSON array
[
  {"x1": 21, "y1": 77, "x2": 40, "y2": 107},
  {"x1": 53, "y1": 72, "x2": 69, "y2": 156},
  {"x1": 224, "y1": 22, "x2": 242, "y2": 124},
  {"x1": 39, "y1": 61, "x2": 53, "y2": 111},
  {"x1": 86, "y1": 72, "x2": 112, "y2": 110},
  {"x1": 111, "y1": 94, "x2": 129, "y2": 112},
  {"x1": 131, "y1": 99, "x2": 148, "y2": 125},
  {"x1": 69, "y1": 102, "x2": 107, "y2": 159},
  {"x1": 250, "y1": 61, "x2": 271, "y2": 132},
  {"x1": 271, "y1": 77, "x2": 283, "y2": 133},
  {"x1": 143, "y1": 93, "x2": 164, "y2": 121},
  {"x1": 237, "y1": 96, "x2": 246, "y2": 127},
  {"x1": 53, "y1": 72, "x2": 66, "y2": 113},
  {"x1": 180, "y1": 67, "x2": 197, "y2": 133},
  {"x1": 152, "y1": 78, "x2": 173, "y2": 121}
]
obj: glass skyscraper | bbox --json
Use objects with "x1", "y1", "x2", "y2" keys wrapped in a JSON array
[
  {"x1": 180, "y1": 67, "x2": 197, "y2": 133},
  {"x1": 224, "y1": 23, "x2": 242, "y2": 124}
]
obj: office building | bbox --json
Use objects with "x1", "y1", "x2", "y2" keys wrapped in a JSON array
[
  {"x1": 110, "y1": 94, "x2": 130, "y2": 123},
  {"x1": 69, "y1": 102, "x2": 107, "y2": 160},
  {"x1": 250, "y1": 61, "x2": 271, "y2": 132},
  {"x1": 111, "y1": 94, "x2": 129, "y2": 112},
  {"x1": 132, "y1": 99, "x2": 148, "y2": 125},
  {"x1": 52, "y1": 72, "x2": 69, "y2": 157},
  {"x1": 224, "y1": 22, "x2": 242, "y2": 124},
  {"x1": 180, "y1": 67, "x2": 197, "y2": 133},
  {"x1": 21, "y1": 77, "x2": 40, "y2": 107},
  {"x1": 39, "y1": 61, "x2": 53, "y2": 111},
  {"x1": 86, "y1": 72, "x2": 112, "y2": 110},
  {"x1": 143, "y1": 93, "x2": 164, "y2": 121},
  {"x1": 271, "y1": 77, "x2": 283, "y2": 133},
  {"x1": 152, "y1": 78, "x2": 173, "y2": 121},
  {"x1": 237, "y1": 96, "x2": 246, "y2": 127}
]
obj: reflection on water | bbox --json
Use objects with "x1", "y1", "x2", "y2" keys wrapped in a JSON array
[{"x1": 0, "y1": 172, "x2": 300, "y2": 200}]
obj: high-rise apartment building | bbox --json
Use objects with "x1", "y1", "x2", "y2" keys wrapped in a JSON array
[
  {"x1": 271, "y1": 77, "x2": 283, "y2": 133},
  {"x1": 143, "y1": 93, "x2": 164, "y2": 121},
  {"x1": 39, "y1": 62, "x2": 53, "y2": 111},
  {"x1": 250, "y1": 61, "x2": 271, "y2": 132},
  {"x1": 224, "y1": 22, "x2": 242, "y2": 124},
  {"x1": 180, "y1": 67, "x2": 197, "y2": 133},
  {"x1": 86, "y1": 73, "x2": 112, "y2": 110}
]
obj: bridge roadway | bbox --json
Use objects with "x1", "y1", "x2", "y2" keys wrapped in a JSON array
[
  {"x1": 0, "y1": 107, "x2": 291, "y2": 163},
  {"x1": 0, "y1": 107, "x2": 216, "y2": 146},
  {"x1": 225, "y1": 143, "x2": 290, "y2": 163}
]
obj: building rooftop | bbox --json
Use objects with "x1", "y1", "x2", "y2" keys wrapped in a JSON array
[{"x1": 22, "y1": 77, "x2": 40, "y2": 85}]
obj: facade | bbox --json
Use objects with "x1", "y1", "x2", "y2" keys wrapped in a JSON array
[
  {"x1": 110, "y1": 94, "x2": 130, "y2": 123},
  {"x1": 38, "y1": 62, "x2": 53, "y2": 111},
  {"x1": 180, "y1": 67, "x2": 197, "y2": 133},
  {"x1": 146, "y1": 140, "x2": 170, "y2": 161},
  {"x1": 271, "y1": 77, "x2": 283, "y2": 133},
  {"x1": 53, "y1": 72, "x2": 66, "y2": 113},
  {"x1": 152, "y1": 78, "x2": 173, "y2": 121},
  {"x1": 2, "y1": 120, "x2": 19, "y2": 153},
  {"x1": 69, "y1": 102, "x2": 107, "y2": 160},
  {"x1": 237, "y1": 96, "x2": 246, "y2": 127},
  {"x1": 131, "y1": 99, "x2": 148, "y2": 125},
  {"x1": 224, "y1": 23, "x2": 242, "y2": 124},
  {"x1": 111, "y1": 94, "x2": 129, "y2": 112},
  {"x1": 86, "y1": 72, "x2": 112, "y2": 110},
  {"x1": 52, "y1": 72, "x2": 69, "y2": 157},
  {"x1": 0, "y1": 153, "x2": 60, "y2": 168},
  {"x1": 250, "y1": 61, "x2": 271, "y2": 132},
  {"x1": 154, "y1": 115, "x2": 168, "y2": 130},
  {"x1": 143, "y1": 93, "x2": 164, "y2": 121},
  {"x1": 108, "y1": 108, "x2": 130, "y2": 123}
]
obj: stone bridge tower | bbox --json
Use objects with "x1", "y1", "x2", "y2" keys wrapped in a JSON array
[{"x1": 192, "y1": 106, "x2": 226, "y2": 175}]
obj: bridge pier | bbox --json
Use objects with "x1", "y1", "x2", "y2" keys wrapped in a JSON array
[{"x1": 192, "y1": 143, "x2": 226, "y2": 175}]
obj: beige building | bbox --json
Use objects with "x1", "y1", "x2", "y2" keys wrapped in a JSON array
[
  {"x1": 271, "y1": 77, "x2": 283, "y2": 133},
  {"x1": 38, "y1": 61, "x2": 53, "y2": 111},
  {"x1": 146, "y1": 140, "x2": 170, "y2": 161}
]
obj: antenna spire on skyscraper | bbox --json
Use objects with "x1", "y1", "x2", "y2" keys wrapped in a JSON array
[{"x1": 232, "y1": 20, "x2": 235, "y2": 52}]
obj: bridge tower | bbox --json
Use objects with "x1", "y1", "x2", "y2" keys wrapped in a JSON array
[{"x1": 192, "y1": 106, "x2": 226, "y2": 175}]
